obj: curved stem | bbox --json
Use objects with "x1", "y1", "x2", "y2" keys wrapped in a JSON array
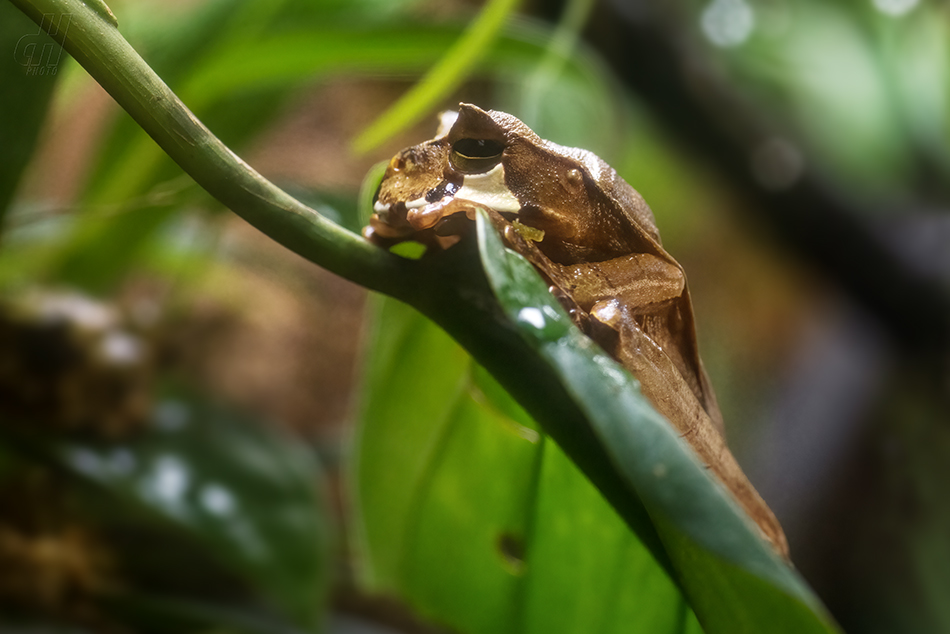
[{"x1": 8, "y1": 0, "x2": 419, "y2": 300}]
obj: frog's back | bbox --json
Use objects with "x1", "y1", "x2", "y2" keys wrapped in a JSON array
[{"x1": 542, "y1": 140, "x2": 662, "y2": 246}]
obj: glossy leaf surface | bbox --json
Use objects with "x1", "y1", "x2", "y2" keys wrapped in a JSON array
[{"x1": 353, "y1": 295, "x2": 699, "y2": 634}]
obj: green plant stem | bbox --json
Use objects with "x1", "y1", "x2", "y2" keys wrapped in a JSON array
[{"x1": 8, "y1": 0, "x2": 418, "y2": 300}]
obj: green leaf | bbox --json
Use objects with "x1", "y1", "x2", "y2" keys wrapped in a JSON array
[
  {"x1": 353, "y1": 296, "x2": 698, "y2": 634},
  {"x1": 474, "y1": 211, "x2": 839, "y2": 634},
  {"x1": 52, "y1": 390, "x2": 330, "y2": 629}
]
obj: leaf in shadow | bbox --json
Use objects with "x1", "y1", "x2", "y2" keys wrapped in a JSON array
[{"x1": 49, "y1": 390, "x2": 330, "y2": 630}]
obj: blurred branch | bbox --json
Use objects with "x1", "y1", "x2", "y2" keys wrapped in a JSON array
[
  {"x1": 583, "y1": 0, "x2": 950, "y2": 364},
  {"x1": 7, "y1": 0, "x2": 419, "y2": 301}
]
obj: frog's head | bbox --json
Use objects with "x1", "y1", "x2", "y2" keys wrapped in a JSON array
[
  {"x1": 364, "y1": 103, "x2": 658, "y2": 262},
  {"x1": 364, "y1": 104, "x2": 523, "y2": 249}
]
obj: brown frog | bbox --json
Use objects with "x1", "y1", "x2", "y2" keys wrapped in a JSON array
[{"x1": 365, "y1": 103, "x2": 787, "y2": 557}]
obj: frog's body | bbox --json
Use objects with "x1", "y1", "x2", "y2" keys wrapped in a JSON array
[
  {"x1": 367, "y1": 103, "x2": 719, "y2": 428},
  {"x1": 365, "y1": 103, "x2": 788, "y2": 557}
]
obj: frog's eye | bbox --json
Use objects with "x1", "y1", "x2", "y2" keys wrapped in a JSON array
[{"x1": 450, "y1": 138, "x2": 505, "y2": 173}]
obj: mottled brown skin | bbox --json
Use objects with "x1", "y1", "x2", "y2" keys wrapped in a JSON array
[{"x1": 365, "y1": 104, "x2": 788, "y2": 558}]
